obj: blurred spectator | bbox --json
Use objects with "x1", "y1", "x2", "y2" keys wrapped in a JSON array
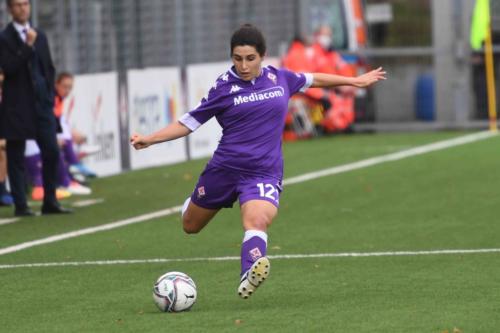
[
  {"x1": 0, "y1": 0, "x2": 71, "y2": 216},
  {"x1": 24, "y1": 140, "x2": 72, "y2": 200},
  {"x1": 312, "y1": 25, "x2": 356, "y2": 81},
  {"x1": 54, "y1": 72, "x2": 97, "y2": 182},
  {"x1": 0, "y1": 68, "x2": 14, "y2": 206},
  {"x1": 282, "y1": 25, "x2": 357, "y2": 134},
  {"x1": 282, "y1": 35, "x2": 325, "y2": 102},
  {"x1": 311, "y1": 25, "x2": 356, "y2": 132},
  {"x1": 282, "y1": 35, "x2": 326, "y2": 139},
  {"x1": 24, "y1": 72, "x2": 94, "y2": 198}
]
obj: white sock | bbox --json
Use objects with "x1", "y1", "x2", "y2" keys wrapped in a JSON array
[
  {"x1": 181, "y1": 197, "x2": 191, "y2": 217},
  {"x1": 242, "y1": 230, "x2": 268, "y2": 244}
]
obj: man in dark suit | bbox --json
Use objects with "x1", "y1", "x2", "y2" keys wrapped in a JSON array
[{"x1": 0, "y1": 0, "x2": 72, "y2": 216}]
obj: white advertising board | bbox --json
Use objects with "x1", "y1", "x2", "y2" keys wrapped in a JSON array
[
  {"x1": 65, "y1": 72, "x2": 121, "y2": 176},
  {"x1": 127, "y1": 67, "x2": 187, "y2": 169}
]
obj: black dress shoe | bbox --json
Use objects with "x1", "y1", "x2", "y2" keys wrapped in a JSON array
[
  {"x1": 41, "y1": 204, "x2": 73, "y2": 215},
  {"x1": 14, "y1": 208, "x2": 36, "y2": 217}
]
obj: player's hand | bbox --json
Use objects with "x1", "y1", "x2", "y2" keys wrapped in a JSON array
[
  {"x1": 353, "y1": 67, "x2": 386, "y2": 88},
  {"x1": 26, "y1": 28, "x2": 38, "y2": 47},
  {"x1": 130, "y1": 133, "x2": 151, "y2": 150}
]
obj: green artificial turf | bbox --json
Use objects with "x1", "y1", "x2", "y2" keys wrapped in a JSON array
[{"x1": 0, "y1": 131, "x2": 499, "y2": 332}]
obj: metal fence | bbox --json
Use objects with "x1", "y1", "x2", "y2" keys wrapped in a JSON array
[
  {"x1": 1, "y1": 0, "x2": 498, "y2": 124},
  {"x1": 1, "y1": 0, "x2": 298, "y2": 74}
]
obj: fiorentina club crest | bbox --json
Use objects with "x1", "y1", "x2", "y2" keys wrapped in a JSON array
[
  {"x1": 267, "y1": 72, "x2": 277, "y2": 84},
  {"x1": 249, "y1": 247, "x2": 262, "y2": 261},
  {"x1": 197, "y1": 186, "x2": 206, "y2": 199}
]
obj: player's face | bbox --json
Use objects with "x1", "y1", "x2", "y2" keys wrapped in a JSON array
[
  {"x1": 9, "y1": 0, "x2": 31, "y2": 25},
  {"x1": 55, "y1": 77, "x2": 74, "y2": 98},
  {"x1": 231, "y1": 45, "x2": 264, "y2": 81}
]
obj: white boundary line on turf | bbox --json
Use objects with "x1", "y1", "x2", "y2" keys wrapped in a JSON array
[
  {"x1": 0, "y1": 218, "x2": 19, "y2": 226},
  {"x1": 1, "y1": 248, "x2": 499, "y2": 269},
  {"x1": 0, "y1": 206, "x2": 182, "y2": 256},
  {"x1": 0, "y1": 131, "x2": 496, "y2": 257},
  {"x1": 72, "y1": 198, "x2": 105, "y2": 208},
  {"x1": 284, "y1": 131, "x2": 496, "y2": 185}
]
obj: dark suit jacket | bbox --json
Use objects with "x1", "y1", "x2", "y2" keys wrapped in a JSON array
[{"x1": 0, "y1": 22, "x2": 56, "y2": 140}]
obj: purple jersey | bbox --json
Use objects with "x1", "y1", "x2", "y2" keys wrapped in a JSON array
[{"x1": 180, "y1": 66, "x2": 312, "y2": 180}]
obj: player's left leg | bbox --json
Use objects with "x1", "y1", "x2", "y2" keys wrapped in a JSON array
[{"x1": 238, "y1": 199, "x2": 278, "y2": 298}]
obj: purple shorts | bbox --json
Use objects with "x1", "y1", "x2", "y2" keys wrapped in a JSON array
[{"x1": 190, "y1": 165, "x2": 283, "y2": 210}]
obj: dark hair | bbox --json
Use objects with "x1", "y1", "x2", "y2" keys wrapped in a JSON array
[
  {"x1": 56, "y1": 71, "x2": 73, "y2": 83},
  {"x1": 230, "y1": 24, "x2": 266, "y2": 57},
  {"x1": 6, "y1": 0, "x2": 29, "y2": 7}
]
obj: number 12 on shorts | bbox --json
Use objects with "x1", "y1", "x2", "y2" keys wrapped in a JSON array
[{"x1": 257, "y1": 183, "x2": 279, "y2": 203}]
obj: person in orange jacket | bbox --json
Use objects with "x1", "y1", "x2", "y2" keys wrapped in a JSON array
[
  {"x1": 282, "y1": 36, "x2": 325, "y2": 101},
  {"x1": 282, "y1": 26, "x2": 357, "y2": 133},
  {"x1": 311, "y1": 25, "x2": 357, "y2": 132}
]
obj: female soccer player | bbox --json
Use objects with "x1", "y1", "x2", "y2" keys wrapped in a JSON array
[{"x1": 131, "y1": 24, "x2": 385, "y2": 299}]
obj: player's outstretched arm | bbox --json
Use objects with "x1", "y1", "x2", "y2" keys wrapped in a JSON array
[
  {"x1": 311, "y1": 67, "x2": 386, "y2": 89},
  {"x1": 130, "y1": 121, "x2": 191, "y2": 150}
]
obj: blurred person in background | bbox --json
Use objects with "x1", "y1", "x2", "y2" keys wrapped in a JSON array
[
  {"x1": 0, "y1": 68, "x2": 14, "y2": 206},
  {"x1": 0, "y1": 0, "x2": 72, "y2": 216},
  {"x1": 131, "y1": 24, "x2": 385, "y2": 300},
  {"x1": 312, "y1": 24, "x2": 357, "y2": 132},
  {"x1": 281, "y1": 35, "x2": 326, "y2": 139},
  {"x1": 282, "y1": 33, "x2": 326, "y2": 106},
  {"x1": 24, "y1": 72, "x2": 93, "y2": 199},
  {"x1": 282, "y1": 24, "x2": 357, "y2": 134},
  {"x1": 24, "y1": 140, "x2": 72, "y2": 201},
  {"x1": 53, "y1": 72, "x2": 97, "y2": 182}
]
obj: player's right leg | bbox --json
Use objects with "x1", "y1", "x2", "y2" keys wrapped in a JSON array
[
  {"x1": 236, "y1": 171, "x2": 281, "y2": 298},
  {"x1": 181, "y1": 198, "x2": 220, "y2": 234}
]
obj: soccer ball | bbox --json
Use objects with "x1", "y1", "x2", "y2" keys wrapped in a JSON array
[{"x1": 152, "y1": 271, "x2": 197, "y2": 312}]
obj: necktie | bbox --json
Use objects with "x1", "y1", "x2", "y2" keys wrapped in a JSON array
[{"x1": 22, "y1": 28, "x2": 27, "y2": 43}]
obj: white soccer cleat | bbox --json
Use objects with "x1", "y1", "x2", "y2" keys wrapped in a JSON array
[
  {"x1": 238, "y1": 257, "x2": 270, "y2": 299},
  {"x1": 66, "y1": 181, "x2": 92, "y2": 195},
  {"x1": 78, "y1": 144, "x2": 101, "y2": 157}
]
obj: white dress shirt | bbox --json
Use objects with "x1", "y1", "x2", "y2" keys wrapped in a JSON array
[{"x1": 13, "y1": 21, "x2": 30, "y2": 43}]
